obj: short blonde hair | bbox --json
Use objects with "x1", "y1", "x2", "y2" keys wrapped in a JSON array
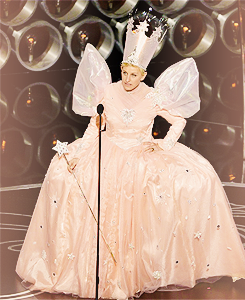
[{"x1": 121, "y1": 62, "x2": 146, "y2": 76}]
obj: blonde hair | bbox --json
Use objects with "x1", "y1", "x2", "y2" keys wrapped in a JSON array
[{"x1": 121, "y1": 62, "x2": 146, "y2": 76}]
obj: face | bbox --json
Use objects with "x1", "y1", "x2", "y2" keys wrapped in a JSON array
[{"x1": 121, "y1": 65, "x2": 146, "y2": 92}]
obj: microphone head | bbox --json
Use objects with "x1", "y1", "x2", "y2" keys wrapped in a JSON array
[{"x1": 97, "y1": 104, "x2": 104, "y2": 115}]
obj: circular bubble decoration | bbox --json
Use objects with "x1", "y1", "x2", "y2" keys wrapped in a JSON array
[
  {"x1": 11, "y1": 20, "x2": 63, "y2": 71},
  {"x1": 213, "y1": 8, "x2": 244, "y2": 55},
  {"x1": 61, "y1": 16, "x2": 115, "y2": 63},
  {"x1": 0, "y1": 30, "x2": 11, "y2": 69},
  {"x1": 168, "y1": 8, "x2": 217, "y2": 57},
  {"x1": 92, "y1": 0, "x2": 139, "y2": 19},
  {"x1": 13, "y1": 82, "x2": 61, "y2": 128},
  {"x1": 145, "y1": 0, "x2": 189, "y2": 15},
  {"x1": 40, "y1": 0, "x2": 89, "y2": 23},
  {"x1": 0, "y1": 0, "x2": 38, "y2": 27},
  {"x1": 217, "y1": 67, "x2": 243, "y2": 111},
  {"x1": 1, "y1": 128, "x2": 34, "y2": 178},
  {"x1": 200, "y1": 0, "x2": 237, "y2": 11},
  {"x1": 0, "y1": 91, "x2": 9, "y2": 125},
  {"x1": 190, "y1": 123, "x2": 236, "y2": 161}
]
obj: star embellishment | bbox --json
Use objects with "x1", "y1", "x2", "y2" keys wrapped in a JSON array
[
  {"x1": 194, "y1": 231, "x2": 202, "y2": 240},
  {"x1": 152, "y1": 26, "x2": 162, "y2": 40},
  {"x1": 153, "y1": 271, "x2": 162, "y2": 280},
  {"x1": 52, "y1": 140, "x2": 69, "y2": 157},
  {"x1": 129, "y1": 243, "x2": 135, "y2": 249},
  {"x1": 68, "y1": 253, "x2": 75, "y2": 260},
  {"x1": 127, "y1": 17, "x2": 134, "y2": 30},
  {"x1": 137, "y1": 20, "x2": 149, "y2": 33},
  {"x1": 121, "y1": 109, "x2": 136, "y2": 125}
]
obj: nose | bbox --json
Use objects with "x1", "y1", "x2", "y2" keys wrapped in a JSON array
[{"x1": 125, "y1": 74, "x2": 130, "y2": 83}]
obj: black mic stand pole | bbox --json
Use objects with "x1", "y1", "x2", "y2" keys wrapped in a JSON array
[{"x1": 96, "y1": 104, "x2": 104, "y2": 300}]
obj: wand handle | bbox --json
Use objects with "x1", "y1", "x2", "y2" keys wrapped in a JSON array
[{"x1": 63, "y1": 154, "x2": 117, "y2": 265}]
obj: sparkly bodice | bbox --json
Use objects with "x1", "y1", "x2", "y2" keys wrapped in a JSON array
[{"x1": 104, "y1": 81, "x2": 156, "y2": 149}]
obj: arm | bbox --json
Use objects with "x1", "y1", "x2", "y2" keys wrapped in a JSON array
[
  {"x1": 74, "y1": 113, "x2": 106, "y2": 157},
  {"x1": 68, "y1": 113, "x2": 105, "y2": 172},
  {"x1": 156, "y1": 109, "x2": 186, "y2": 151}
]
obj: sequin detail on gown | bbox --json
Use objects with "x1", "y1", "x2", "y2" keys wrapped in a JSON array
[{"x1": 16, "y1": 82, "x2": 245, "y2": 300}]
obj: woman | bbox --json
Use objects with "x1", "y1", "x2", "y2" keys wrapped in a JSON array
[{"x1": 16, "y1": 13, "x2": 245, "y2": 300}]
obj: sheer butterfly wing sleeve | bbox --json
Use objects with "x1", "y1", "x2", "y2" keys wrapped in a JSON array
[
  {"x1": 151, "y1": 57, "x2": 200, "y2": 118},
  {"x1": 72, "y1": 43, "x2": 111, "y2": 117},
  {"x1": 149, "y1": 58, "x2": 200, "y2": 151}
]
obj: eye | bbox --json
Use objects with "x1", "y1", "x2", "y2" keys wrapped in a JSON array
[{"x1": 132, "y1": 74, "x2": 136, "y2": 77}]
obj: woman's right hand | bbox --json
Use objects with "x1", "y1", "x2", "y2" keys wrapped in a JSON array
[{"x1": 68, "y1": 158, "x2": 79, "y2": 173}]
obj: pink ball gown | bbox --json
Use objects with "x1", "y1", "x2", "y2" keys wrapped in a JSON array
[{"x1": 16, "y1": 44, "x2": 245, "y2": 299}]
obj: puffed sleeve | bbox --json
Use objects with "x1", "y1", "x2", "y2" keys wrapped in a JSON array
[
  {"x1": 149, "y1": 57, "x2": 200, "y2": 118},
  {"x1": 71, "y1": 43, "x2": 109, "y2": 158},
  {"x1": 147, "y1": 57, "x2": 200, "y2": 150},
  {"x1": 72, "y1": 43, "x2": 111, "y2": 117}
]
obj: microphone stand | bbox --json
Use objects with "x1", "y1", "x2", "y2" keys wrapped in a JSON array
[{"x1": 96, "y1": 104, "x2": 104, "y2": 300}]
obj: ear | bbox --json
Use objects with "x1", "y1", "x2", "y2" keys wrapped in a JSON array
[{"x1": 141, "y1": 71, "x2": 147, "y2": 81}]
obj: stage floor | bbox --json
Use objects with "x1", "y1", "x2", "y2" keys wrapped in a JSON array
[{"x1": 1, "y1": 186, "x2": 245, "y2": 300}]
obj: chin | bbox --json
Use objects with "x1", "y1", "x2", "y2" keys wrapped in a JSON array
[{"x1": 123, "y1": 84, "x2": 133, "y2": 91}]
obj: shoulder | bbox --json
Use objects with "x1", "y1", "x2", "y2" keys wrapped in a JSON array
[
  {"x1": 137, "y1": 82, "x2": 152, "y2": 100},
  {"x1": 104, "y1": 82, "x2": 118, "y2": 97},
  {"x1": 103, "y1": 82, "x2": 123, "y2": 104},
  {"x1": 105, "y1": 81, "x2": 122, "y2": 93},
  {"x1": 110, "y1": 81, "x2": 122, "y2": 88},
  {"x1": 141, "y1": 82, "x2": 152, "y2": 93}
]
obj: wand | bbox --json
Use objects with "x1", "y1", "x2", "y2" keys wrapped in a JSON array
[{"x1": 52, "y1": 140, "x2": 117, "y2": 265}]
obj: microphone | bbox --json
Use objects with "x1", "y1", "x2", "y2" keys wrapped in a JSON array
[
  {"x1": 96, "y1": 102, "x2": 104, "y2": 299},
  {"x1": 97, "y1": 104, "x2": 104, "y2": 115}
]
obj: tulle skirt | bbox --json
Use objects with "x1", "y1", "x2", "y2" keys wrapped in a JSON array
[{"x1": 16, "y1": 133, "x2": 245, "y2": 299}]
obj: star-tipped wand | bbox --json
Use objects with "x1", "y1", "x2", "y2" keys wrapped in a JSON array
[{"x1": 52, "y1": 140, "x2": 117, "y2": 264}]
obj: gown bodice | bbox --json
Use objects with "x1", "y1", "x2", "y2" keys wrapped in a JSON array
[
  {"x1": 103, "y1": 81, "x2": 157, "y2": 149},
  {"x1": 101, "y1": 81, "x2": 187, "y2": 153}
]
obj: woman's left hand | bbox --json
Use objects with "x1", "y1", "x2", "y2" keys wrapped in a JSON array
[
  {"x1": 67, "y1": 158, "x2": 79, "y2": 173},
  {"x1": 141, "y1": 142, "x2": 162, "y2": 153}
]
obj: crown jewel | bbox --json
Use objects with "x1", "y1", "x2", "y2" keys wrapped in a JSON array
[{"x1": 122, "y1": 10, "x2": 169, "y2": 70}]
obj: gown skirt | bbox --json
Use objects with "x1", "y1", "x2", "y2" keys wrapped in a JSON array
[{"x1": 16, "y1": 131, "x2": 245, "y2": 299}]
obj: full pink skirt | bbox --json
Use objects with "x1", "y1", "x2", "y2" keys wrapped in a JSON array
[{"x1": 16, "y1": 134, "x2": 245, "y2": 299}]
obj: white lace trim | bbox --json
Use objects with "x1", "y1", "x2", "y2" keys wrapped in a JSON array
[
  {"x1": 159, "y1": 136, "x2": 175, "y2": 151},
  {"x1": 146, "y1": 87, "x2": 173, "y2": 109}
]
